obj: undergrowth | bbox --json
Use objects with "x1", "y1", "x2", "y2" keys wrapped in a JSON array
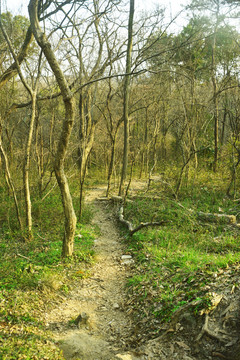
[
  {"x1": 0, "y1": 185, "x2": 97, "y2": 360},
  {"x1": 123, "y1": 182, "x2": 240, "y2": 337}
]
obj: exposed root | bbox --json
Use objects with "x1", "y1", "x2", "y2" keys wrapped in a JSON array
[{"x1": 196, "y1": 314, "x2": 230, "y2": 343}]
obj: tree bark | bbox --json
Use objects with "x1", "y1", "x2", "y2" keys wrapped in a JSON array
[
  {"x1": 119, "y1": 0, "x2": 134, "y2": 196},
  {"x1": 78, "y1": 90, "x2": 96, "y2": 220},
  {"x1": 0, "y1": 121, "x2": 23, "y2": 231},
  {"x1": 0, "y1": 26, "x2": 33, "y2": 89},
  {"x1": 23, "y1": 92, "x2": 37, "y2": 240},
  {"x1": 212, "y1": 4, "x2": 220, "y2": 173},
  {"x1": 28, "y1": 0, "x2": 77, "y2": 257},
  {"x1": 106, "y1": 136, "x2": 116, "y2": 197}
]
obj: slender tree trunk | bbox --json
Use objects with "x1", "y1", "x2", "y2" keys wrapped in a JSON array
[
  {"x1": 5, "y1": 128, "x2": 13, "y2": 165},
  {"x1": 54, "y1": 98, "x2": 77, "y2": 257},
  {"x1": 221, "y1": 105, "x2": 227, "y2": 147},
  {"x1": 78, "y1": 91, "x2": 96, "y2": 220},
  {"x1": 213, "y1": 82, "x2": 219, "y2": 172},
  {"x1": 35, "y1": 121, "x2": 44, "y2": 197},
  {"x1": 139, "y1": 152, "x2": 144, "y2": 179},
  {"x1": 0, "y1": 122, "x2": 23, "y2": 231},
  {"x1": 29, "y1": 0, "x2": 77, "y2": 257},
  {"x1": 23, "y1": 92, "x2": 37, "y2": 240},
  {"x1": 78, "y1": 130, "x2": 96, "y2": 220},
  {"x1": 226, "y1": 147, "x2": 240, "y2": 198},
  {"x1": 106, "y1": 136, "x2": 116, "y2": 197},
  {"x1": 212, "y1": 5, "x2": 220, "y2": 173},
  {"x1": 0, "y1": 7, "x2": 37, "y2": 240},
  {"x1": 119, "y1": 0, "x2": 134, "y2": 196}
]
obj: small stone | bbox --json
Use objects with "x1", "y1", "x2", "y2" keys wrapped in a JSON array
[
  {"x1": 121, "y1": 255, "x2": 134, "y2": 265},
  {"x1": 113, "y1": 303, "x2": 120, "y2": 309},
  {"x1": 98, "y1": 306, "x2": 108, "y2": 311},
  {"x1": 116, "y1": 353, "x2": 132, "y2": 360},
  {"x1": 74, "y1": 312, "x2": 90, "y2": 327},
  {"x1": 121, "y1": 255, "x2": 132, "y2": 260}
]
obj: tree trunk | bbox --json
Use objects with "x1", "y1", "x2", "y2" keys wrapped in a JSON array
[
  {"x1": 106, "y1": 136, "x2": 116, "y2": 197},
  {"x1": 119, "y1": 0, "x2": 134, "y2": 196},
  {"x1": 0, "y1": 122, "x2": 23, "y2": 231},
  {"x1": 78, "y1": 90, "x2": 96, "y2": 220},
  {"x1": 35, "y1": 121, "x2": 44, "y2": 197},
  {"x1": 54, "y1": 98, "x2": 77, "y2": 257},
  {"x1": 23, "y1": 92, "x2": 36, "y2": 240},
  {"x1": 212, "y1": 5, "x2": 220, "y2": 173},
  {"x1": 29, "y1": 0, "x2": 77, "y2": 257}
]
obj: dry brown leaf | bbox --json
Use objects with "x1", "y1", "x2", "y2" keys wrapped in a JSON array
[
  {"x1": 176, "y1": 341, "x2": 191, "y2": 351},
  {"x1": 201, "y1": 292, "x2": 223, "y2": 315}
]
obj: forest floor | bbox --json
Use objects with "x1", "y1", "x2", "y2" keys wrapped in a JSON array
[
  {"x1": 45, "y1": 186, "x2": 143, "y2": 360},
  {"x1": 45, "y1": 184, "x2": 240, "y2": 360}
]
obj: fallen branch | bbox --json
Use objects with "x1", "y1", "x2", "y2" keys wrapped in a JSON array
[
  {"x1": 130, "y1": 221, "x2": 165, "y2": 235},
  {"x1": 118, "y1": 206, "x2": 165, "y2": 236},
  {"x1": 101, "y1": 195, "x2": 133, "y2": 204},
  {"x1": 17, "y1": 253, "x2": 31, "y2": 262},
  {"x1": 175, "y1": 204, "x2": 239, "y2": 227},
  {"x1": 197, "y1": 212, "x2": 236, "y2": 225},
  {"x1": 118, "y1": 206, "x2": 133, "y2": 232}
]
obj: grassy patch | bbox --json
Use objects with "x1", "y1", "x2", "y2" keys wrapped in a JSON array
[
  {"x1": 124, "y1": 185, "x2": 240, "y2": 330},
  {"x1": 0, "y1": 187, "x2": 97, "y2": 359},
  {"x1": 0, "y1": 290, "x2": 64, "y2": 360}
]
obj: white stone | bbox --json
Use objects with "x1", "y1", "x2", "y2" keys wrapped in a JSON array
[{"x1": 121, "y1": 255, "x2": 132, "y2": 260}]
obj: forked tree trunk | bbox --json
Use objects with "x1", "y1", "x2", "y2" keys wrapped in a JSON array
[{"x1": 29, "y1": 0, "x2": 77, "y2": 257}]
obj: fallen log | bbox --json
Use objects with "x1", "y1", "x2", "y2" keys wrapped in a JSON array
[
  {"x1": 197, "y1": 212, "x2": 236, "y2": 225},
  {"x1": 118, "y1": 206, "x2": 165, "y2": 236},
  {"x1": 97, "y1": 195, "x2": 133, "y2": 204},
  {"x1": 118, "y1": 206, "x2": 133, "y2": 232},
  {"x1": 111, "y1": 195, "x2": 124, "y2": 203}
]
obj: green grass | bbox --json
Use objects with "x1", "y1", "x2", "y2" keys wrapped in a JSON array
[
  {"x1": 124, "y1": 185, "x2": 240, "y2": 327},
  {"x1": 0, "y1": 185, "x2": 97, "y2": 359}
]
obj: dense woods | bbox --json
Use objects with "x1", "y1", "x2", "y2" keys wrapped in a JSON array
[{"x1": 1, "y1": 1, "x2": 240, "y2": 358}]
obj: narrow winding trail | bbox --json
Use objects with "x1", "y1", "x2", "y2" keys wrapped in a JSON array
[
  {"x1": 44, "y1": 186, "x2": 240, "y2": 360},
  {"x1": 46, "y1": 188, "x2": 143, "y2": 360}
]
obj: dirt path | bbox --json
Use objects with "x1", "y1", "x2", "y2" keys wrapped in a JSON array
[
  {"x1": 45, "y1": 188, "x2": 143, "y2": 360},
  {"x1": 45, "y1": 187, "x2": 238, "y2": 360}
]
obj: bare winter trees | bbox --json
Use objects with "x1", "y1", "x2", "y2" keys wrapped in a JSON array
[{"x1": 1, "y1": 0, "x2": 240, "y2": 257}]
